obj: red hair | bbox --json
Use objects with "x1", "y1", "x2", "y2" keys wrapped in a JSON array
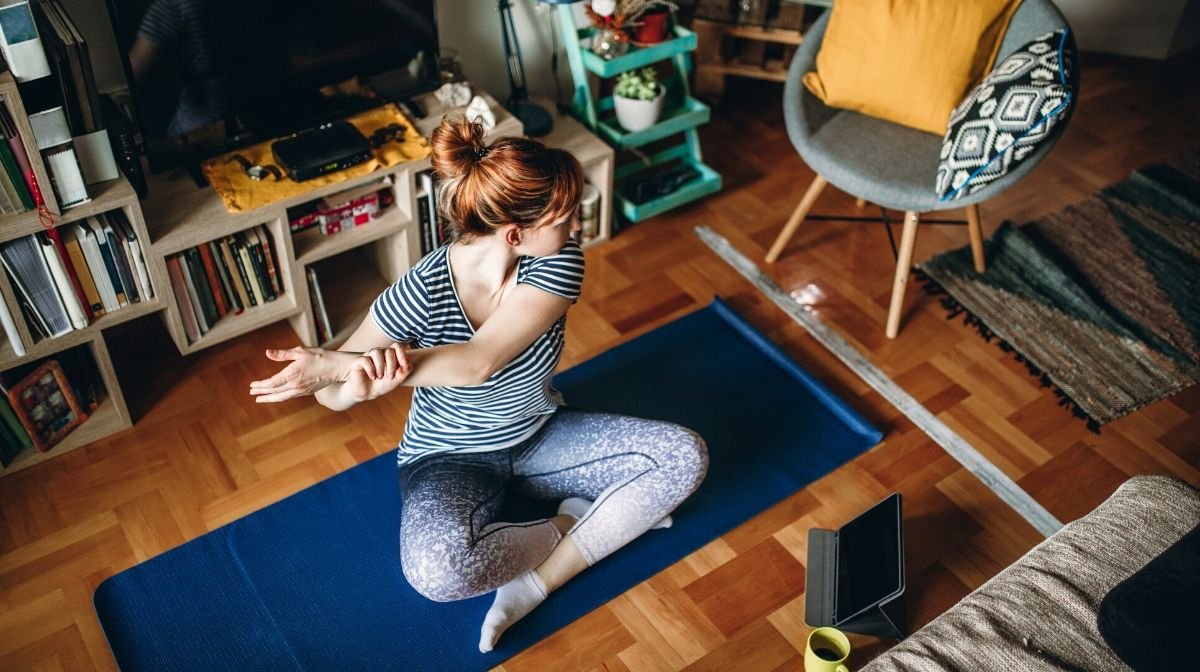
[{"x1": 430, "y1": 115, "x2": 584, "y2": 240}]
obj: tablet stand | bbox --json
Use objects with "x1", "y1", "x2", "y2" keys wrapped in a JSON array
[{"x1": 805, "y1": 527, "x2": 907, "y2": 639}]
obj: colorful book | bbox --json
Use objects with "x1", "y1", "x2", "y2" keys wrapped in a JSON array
[
  {"x1": 207, "y1": 240, "x2": 240, "y2": 314},
  {"x1": 61, "y1": 225, "x2": 103, "y2": 317},
  {"x1": 196, "y1": 242, "x2": 227, "y2": 318}
]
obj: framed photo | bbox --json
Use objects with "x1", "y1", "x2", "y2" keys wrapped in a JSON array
[{"x1": 6, "y1": 360, "x2": 86, "y2": 452}]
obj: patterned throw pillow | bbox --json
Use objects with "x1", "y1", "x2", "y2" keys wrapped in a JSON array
[{"x1": 936, "y1": 28, "x2": 1075, "y2": 202}]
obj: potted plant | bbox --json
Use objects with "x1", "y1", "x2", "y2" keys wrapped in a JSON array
[
  {"x1": 630, "y1": 2, "x2": 676, "y2": 44},
  {"x1": 613, "y1": 67, "x2": 665, "y2": 132},
  {"x1": 586, "y1": 1, "x2": 676, "y2": 57}
]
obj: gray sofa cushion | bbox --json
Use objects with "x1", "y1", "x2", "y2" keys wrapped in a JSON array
[{"x1": 862, "y1": 476, "x2": 1200, "y2": 671}]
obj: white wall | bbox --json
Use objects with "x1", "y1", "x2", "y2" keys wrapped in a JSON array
[
  {"x1": 1057, "y1": 0, "x2": 1198, "y2": 60},
  {"x1": 65, "y1": 0, "x2": 573, "y2": 102}
]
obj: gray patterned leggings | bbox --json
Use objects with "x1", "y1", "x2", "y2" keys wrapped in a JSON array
[{"x1": 398, "y1": 408, "x2": 708, "y2": 602}]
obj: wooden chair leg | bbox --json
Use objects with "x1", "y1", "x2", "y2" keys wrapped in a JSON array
[
  {"x1": 885, "y1": 211, "x2": 921, "y2": 339},
  {"x1": 766, "y1": 174, "x2": 828, "y2": 263},
  {"x1": 966, "y1": 204, "x2": 986, "y2": 273}
]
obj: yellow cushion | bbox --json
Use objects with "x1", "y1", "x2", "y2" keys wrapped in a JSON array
[{"x1": 803, "y1": 0, "x2": 1022, "y2": 136}]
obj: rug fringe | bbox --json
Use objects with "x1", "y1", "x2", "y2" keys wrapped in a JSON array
[{"x1": 915, "y1": 269, "x2": 1102, "y2": 433}]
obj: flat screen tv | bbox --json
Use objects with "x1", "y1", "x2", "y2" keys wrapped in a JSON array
[{"x1": 105, "y1": 0, "x2": 440, "y2": 173}]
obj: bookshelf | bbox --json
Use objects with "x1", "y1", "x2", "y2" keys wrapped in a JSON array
[{"x1": 0, "y1": 72, "x2": 162, "y2": 476}]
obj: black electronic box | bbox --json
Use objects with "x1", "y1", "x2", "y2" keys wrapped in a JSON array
[{"x1": 271, "y1": 121, "x2": 372, "y2": 182}]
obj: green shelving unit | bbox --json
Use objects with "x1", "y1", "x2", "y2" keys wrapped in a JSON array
[{"x1": 556, "y1": 8, "x2": 721, "y2": 224}]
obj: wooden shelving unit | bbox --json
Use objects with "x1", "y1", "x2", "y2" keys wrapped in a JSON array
[
  {"x1": 0, "y1": 69, "x2": 158, "y2": 476},
  {"x1": 692, "y1": 2, "x2": 831, "y2": 100}
]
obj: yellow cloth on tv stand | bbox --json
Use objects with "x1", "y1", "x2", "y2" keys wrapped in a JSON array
[
  {"x1": 201, "y1": 103, "x2": 431, "y2": 213},
  {"x1": 803, "y1": 0, "x2": 1022, "y2": 136}
]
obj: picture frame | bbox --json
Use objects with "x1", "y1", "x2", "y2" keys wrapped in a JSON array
[{"x1": 6, "y1": 360, "x2": 86, "y2": 452}]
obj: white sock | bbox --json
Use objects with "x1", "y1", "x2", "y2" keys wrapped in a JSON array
[
  {"x1": 479, "y1": 570, "x2": 547, "y2": 653},
  {"x1": 557, "y1": 497, "x2": 673, "y2": 530}
]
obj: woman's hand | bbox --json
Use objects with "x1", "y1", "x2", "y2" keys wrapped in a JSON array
[
  {"x1": 345, "y1": 343, "x2": 412, "y2": 402},
  {"x1": 249, "y1": 347, "x2": 365, "y2": 403}
]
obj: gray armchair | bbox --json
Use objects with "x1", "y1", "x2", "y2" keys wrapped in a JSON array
[{"x1": 767, "y1": 0, "x2": 1075, "y2": 338}]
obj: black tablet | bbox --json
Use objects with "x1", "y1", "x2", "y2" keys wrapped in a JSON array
[{"x1": 833, "y1": 493, "x2": 905, "y2": 624}]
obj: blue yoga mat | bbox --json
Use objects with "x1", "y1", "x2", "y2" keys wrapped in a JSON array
[{"x1": 94, "y1": 298, "x2": 881, "y2": 671}]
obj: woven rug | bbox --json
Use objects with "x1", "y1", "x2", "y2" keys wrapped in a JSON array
[{"x1": 918, "y1": 150, "x2": 1200, "y2": 428}]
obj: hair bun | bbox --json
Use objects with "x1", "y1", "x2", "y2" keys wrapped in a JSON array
[{"x1": 431, "y1": 114, "x2": 489, "y2": 179}]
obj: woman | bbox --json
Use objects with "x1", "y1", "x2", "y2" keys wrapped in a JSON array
[{"x1": 250, "y1": 115, "x2": 708, "y2": 653}]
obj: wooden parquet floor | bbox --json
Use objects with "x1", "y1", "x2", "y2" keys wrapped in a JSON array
[{"x1": 3, "y1": 52, "x2": 1199, "y2": 671}]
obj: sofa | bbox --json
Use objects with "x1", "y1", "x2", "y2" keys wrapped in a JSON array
[{"x1": 863, "y1": 475, "x2": 1199, "y2": 671}]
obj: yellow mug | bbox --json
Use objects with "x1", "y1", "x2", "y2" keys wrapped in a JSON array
[{"x1": 805, "y1": 627, "x2": 851, "y2": 672}]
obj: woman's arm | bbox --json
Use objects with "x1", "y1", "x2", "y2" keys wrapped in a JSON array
[{"x1": 402, "y1": 284, "x2": 573, "y2": 387}]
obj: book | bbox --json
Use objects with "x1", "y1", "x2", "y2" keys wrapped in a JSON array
[
  {"x1": 219, "y1": 236, "x2": 252, "y2": 309},
  {"x1": 166, "y1": 255, "x2": 199, "y2": 343},
  {"x1": 29, "y1": 0, "x2": 80, "y2": 133},
  {"x1": 61, "y1": 224, "x2": 102, "y2": 317},
  {"x1": 208, "y1": 240, "x2": 240, "y2": 314},
  {"x1": 179, "y1": 250, "x2": 210, "y2": 333},
  {"x1": 109, "y1": 209, "x2": 152, "y2": 300},
  {"x1": 99, "y1": 213, "x2": 138, "y2": 303},
  {"x1": 256, "y1": 225, "x2": 281, "y2": 298},
  {"x1": 0, "y1": 1, "x2": 50, "y2": 82},
  {"x1": 196, "y1": 241, "x2": 226, "y2": 318},
  {"x1": 73, "y1": 219, "x2": 117, "y2": 313},
  {"x1": 0, "y1": 394, "x2": 32, "y2": 452},
  {"x1": 0, "y1": 233, "x2": 70, "y2": 338},
  {"x1": 42, "y1": 224, "x2": 90, "y2": 320},
  {"x1": 0, "y1": 158, "x2": 16, "y2": 213},
  {"x1": 0, "y1": 290, "x2": 23, "y2": 356},
  {"x1": 0, "y1": 99, "x2": 47, "y2": 210},
  {"x1": 38, "y1": 231, "x2": 85, "y2": 329},
  {"x1": 307, "y1": 266, "x2": 332, "y2": 344},
  {"x1": 0, "y1": 141, "x2": 31, "y2": 209},
  {"x1": 88, "y1": 216, "x2": 126, "y2": 306},
  {"x1": 233, "y1": 234, "x2": 264, "y2": 307}
]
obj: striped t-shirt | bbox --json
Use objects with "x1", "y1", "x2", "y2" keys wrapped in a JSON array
[{"x1": 370, "y1": 239, "x2": 585, "y2": 466}]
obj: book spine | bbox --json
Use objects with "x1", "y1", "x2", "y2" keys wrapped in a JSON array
[
  {"x1": 184, "y1": 248, "x2": 218, "y2": 327},
  {"x1": 0, "y1": 142, "x2": 32, "y2": 210},
  {"x1": 196, "y1": 242, "x2": 227, "y2": 318},
  {"x1": 102, "y1": 219, "x2": 138, "y2": 303},
  {"x1": 44, "y1": 225, "x2": 91, "y2": 320},
  {"x1": 0, "y1": 294, "x2": 24, "y2": 357},
  {"x1": 235, "y1": 233, "x2": 267, "y2": 305},
  {"x1": 179, "y1": 252, "x2": 210, "y2": 333},
  {"x1": 219, "y1": 237, "x2": 252, "y2": 309},
  {"x1": 39, "y1": 233, "x2": 86, "y2": 330},
  {"x1": 76, "y1": 222, "x2": 116, "y2": 313},
  {"x1": 62, "y1": 227, "x2": 103, "y2": 316},
  {"x1": 92, "y1": 221, "x2": 127, "y2": 306},
  {"x1": 209, "y1": 240, "x2": 240, "y2": 314},
  {"x1": 256, "y1": 225, "x2": 282, "y2": 298},
  {"x1": 166, "y1": 255, "x2": 200, "y2": 343}
]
